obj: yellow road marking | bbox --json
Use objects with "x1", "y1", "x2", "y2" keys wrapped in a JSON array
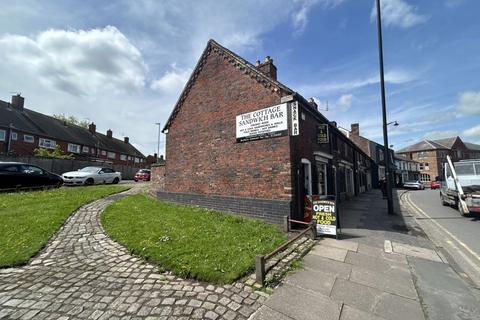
[{"x1": 405, "y1": 193, "x2": 480, "y2": 263}]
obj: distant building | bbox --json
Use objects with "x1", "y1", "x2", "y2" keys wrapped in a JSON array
[
  {"x1": 394, "y1": 154, "x2": 420, "y2": 185},
  {"x1": 339, "y1": 123, "x2": 394, "y2": 188},
  {"x1": 396, "y1": 136, "x2": 480, "y2": 182},
  {"x1": 0, "y1": 95, "x2": 145, "y2": 165}
]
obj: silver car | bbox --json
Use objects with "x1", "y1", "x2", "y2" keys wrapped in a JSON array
[
  {"x1": 62, "y1": 167, "x2": 121, "y2": 185},
  {"x1": 403, "y1": 180, "x2": 425, "y2": 190}
]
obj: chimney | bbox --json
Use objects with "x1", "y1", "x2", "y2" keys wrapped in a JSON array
[
  {"x1": 107, "y1": 129, "x2": 112, "y2": 138},
  {"x1": 308, "y1": 98, "x2": 318, "y2": 111},
  {"x1": 88, "y1": 122, "x2": 96, "y2": 134},
  {"x1": 124, "y1": 136, "x2": 129, "y2": 144},
  {"x1": 256, "y1": 56, "x2": 277, "y2": 80},
  {"x1": 351, "y1": 123, "x2": 359, "y2": 136},
  {"x1": 330, "y1": 121, "x2": 337, "y2": 128},
  {"x1": 11, "y1": 94, "x2": 24, "y2": 111}
]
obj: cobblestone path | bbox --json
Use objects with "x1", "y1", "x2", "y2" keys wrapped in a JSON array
[{"x1": 0, "y1": 190, "x2": 265, "y2": 320}]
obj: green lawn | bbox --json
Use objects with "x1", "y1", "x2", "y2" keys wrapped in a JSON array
[
  {"x1": 0, "y1": 185, "x2": 129, "y2": 267},
  {"x1": 101, "y1": 194, "x2": 287, "y2": 283}
]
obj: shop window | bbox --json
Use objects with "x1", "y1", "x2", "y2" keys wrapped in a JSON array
[
  {"x1": 11, "y1": 132, "x2": 17, "y2": 140},
  {"x1": 301, "y1": 159, "x2": 312, "y2": 196},
  {"x1": 316, "y1": 161, "x2": 328, "y2": 196}
]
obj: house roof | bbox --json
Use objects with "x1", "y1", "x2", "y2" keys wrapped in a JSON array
[
  {"x1": 163, "y1": 39, "x2": 294, "y2": 132},
  {"x1": 465, "y1": 142, "x2": 480, "y2": 151},
  {"x1": 431, "y1": 137, "x2": 459, "y2": 149},
  {"x1": 0, "y1": 100, "x2": 145, "y2": 158},
  {"x1": 396, "y1": 139, "x2": 450, "y2": 153}
]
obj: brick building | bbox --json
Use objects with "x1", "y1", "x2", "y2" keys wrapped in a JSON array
[
  {"x1": 394, "y1": 154, "x2": 419, "y2": 186},
  {"x1": 339, "y1": 123, "x2": 394, "y2": 188},
  {"x1": 156, "y1": 40, "x2": 373, "y2": 224},
  {"x1": 0, "y1": 95, "x2": 145, "y2": 165},
  {"x1": 396, "y1": 136, "x2": 480, "y2": 182}
]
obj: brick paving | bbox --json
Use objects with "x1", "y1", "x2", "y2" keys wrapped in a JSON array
[{"x1": 0, "y1": 189, "x2": 266, "y2": 319}]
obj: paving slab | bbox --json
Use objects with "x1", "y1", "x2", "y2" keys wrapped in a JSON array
[
  {"x1": 349, "y1": 266, "x2": 418, "y2": 300},
  {"x1": 330, "y1": 278, "x2": 383, "y2": 313},
  {"x1": 344, "y1": 251, "x2": 410, "y2": 279},
  {"x1": 310, "y1": 244, "x2": 348, "y2": 262},
  {"x1": 319, "y1": 238, "x2": 359, "y2": 252},
  {"x1": 357, "y1": 243, "x2": 408, "y2": 265},
  {"x1": 250, "y1": 305, "x2": 294, "y2": 320},
  {"x1": 265, "y1": 283, "x2": 342, "y2": 320},
  {"x1": 340, "y1": 305, "x2": 386, "y2": 320},
  {"x1": 373, "y1": 291, "x2": 424, "y2": 320},
  {"x1": 409, "y1": 257, "x2": 480, "y2": 320},
  {"x1": 302, "y1": 255, "x2": 352, "y2": 280},
  {"x1": 284, "y1": 268, "x2": 336, "y2": 296},
  {"x1": 392, "y1": 242, "x2": 442, "y2": 263}
]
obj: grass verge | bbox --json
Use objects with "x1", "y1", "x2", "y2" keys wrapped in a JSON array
[
  {"x1": 0, "y1": 185, "x2": 129, "y2": 267},
  {"x1": 101, "y1": 194, "x2": 287, "y2": 283}
]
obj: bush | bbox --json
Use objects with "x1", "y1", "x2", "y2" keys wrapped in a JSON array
[{"x1": 34, "y1": 145, "x2": 74, "y2": 160}]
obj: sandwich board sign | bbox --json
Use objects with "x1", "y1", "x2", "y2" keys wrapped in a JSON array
[{"x1": 312, "y1": 196, "x2": 338, "y2": 237}]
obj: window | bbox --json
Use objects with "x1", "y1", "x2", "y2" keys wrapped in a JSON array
[
  {"x1": 100, "y1": 168, "x2": 114, "y2": 173},
  {"x1": 11, "y1": 132, "x2": 17, "y2": 140},
  {"x1": 316, "y1": 161, "x2": 327, "y2": 196},
  {"x1": 0, "y1": 165, "x2": 19, "y2": 172},
  {"x1": 120, "y1": 154, "x2": 127, "y2": 161},
  {"x1": 39, "y1": 138, "x2": 56, "y2": 149},
  {"x1": 101, "y1": 150, "x2": 107, "y2": 156},
  {"x1": 82, "y1": 146, "x2": 89, "y2": 153},
  {"x1": 345, "y1": 167, "x2": 354, "y2": 195},
  {"x1": 420, "y1": 173, "x2": 431, "y2": 182},
  {"x1": 0, "y1": 129, "x2": 5, "y2": 141},
  {"x1": 107, "y1": 152, "x2": 116, "y2": 159},
  {"x1": 67, "y1": 143, "x2": 80, "y2": 153},
  {"x1": 301, "y1": 159, "x2": 312, "y2": 196},
  {"x1": 91, "y1": 148, "x2": 96, "y2": 154},
  {"x1": 134, "y1": 157, "x2": 140, "y2": 163},
  {"x1": 21, "y1": 165, "x2": 44, "y2": 175},
  {"x1": 24, "y1": 135, "x2": 34, "y2": 143}
]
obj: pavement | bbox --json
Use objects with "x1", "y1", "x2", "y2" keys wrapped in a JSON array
[
  {"x1": 251, "y1": 189, "x2": 480, "y2": 320},
  {"x1": 0, "y1": 187, "x2": 265, "y2": 320}
]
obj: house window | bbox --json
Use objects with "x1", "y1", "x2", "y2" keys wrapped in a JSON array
[
  {"x1": 420, "y1": 173, "x2": 431, "y2": 182},
  {"x1": 301, "y1": 159, "x2": 312, "y2": 196},
  {"x1": 134, "y1": 157, "x2": 140, "y2": 163},
  {"x1": 91, "y1": 148, "x2": 96, "y2": 154},
  {"x1": 82, "y1": 146, "x2": 89, "y2": 153},
  {"x1": 107, "y1": 152, "x2": 116, "y2": 159},
  {"x1": 24, "y1": 135, "x2": 34, "y2": 143},
  {"x1": 120, "y1": 154, "x2": 127, "y2": 161},
  {"x1": 101, "y1": 150, "x2": 107, "y2": 156},
  {"x1": 11, "y1": 132, "x2": 17, "y2": 140},
  {"x1": 67, "y1": 143, "x2": 80, "y2": 153},
  {"x1": 0, "y1": 129, "x2": 5, "y2": 141},
  {"x1": 39, "y1": 138, "x2": 56, "y2": 149},
  {"x1": 316, "y1": 161, "x2": 328, "y2": 196}
]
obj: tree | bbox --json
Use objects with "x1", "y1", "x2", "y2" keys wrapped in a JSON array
[
  {"x1": 34, "y1": 146, "x2": 74, "y2": 160},
  {"x1": 53, "y1": 113, "x2": 89, "y2": 129}
]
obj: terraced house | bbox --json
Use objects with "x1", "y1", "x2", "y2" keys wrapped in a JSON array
[
  {"x1": 155, "y1": 39, "x2": 374, "y2": 224},
  {"x1": 0, "y1": 95, "x2": 145, "y2": 165}
]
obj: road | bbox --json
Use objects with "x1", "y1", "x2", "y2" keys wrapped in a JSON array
[{"x1": 404, "y1": 189, "x2": 480, "y2": 287}]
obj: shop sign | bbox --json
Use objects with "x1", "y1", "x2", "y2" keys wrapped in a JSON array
[
  {"x1": 236, "y1": 103, "x2": 288, "y2": 143},
  {"x1": 290, "y1": 101, "x2": 299, "y2": 136},
  {"x1": 312, "y1": 198, "x2": 337, "y2": 236},
  {"x1": 317, "y1": 124, "x2": 329, "y2": 144}
]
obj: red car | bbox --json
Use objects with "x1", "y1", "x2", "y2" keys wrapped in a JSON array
[
  {"x1": 134, "y1": 169, "x2": 151, "y2": 182},
  {"x1": 430, "y1": 181, "x2": 441, "y2": 189}
]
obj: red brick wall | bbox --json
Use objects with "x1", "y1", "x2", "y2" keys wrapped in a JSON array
[
  {"x1": 165, "y1": 49, "x2": 292, "y2": 200},
  {"x1": 151, "y1": 164, "x2": 165, "y2": 191}
]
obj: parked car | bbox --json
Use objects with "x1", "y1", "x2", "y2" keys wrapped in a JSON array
[
  {"x1": 134, "y1": 169, "x2": 151, "y2": 182},
  {"x1": 0, "y1": 162, "x2": 63, "y2": 190},
  {"x1": 62, "y1": 167, "x2": 121, "y2": 186},
  {"x1": 430, "y1": 181, "x2": 441, "y2": 190},
  {"x1": 403, "y1": 180, "x2": 425, "y2": 190}
]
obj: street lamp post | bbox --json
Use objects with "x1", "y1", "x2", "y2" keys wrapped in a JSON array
[
  {"x1": 155, "y1": 122, "x2": 161, "y2": 163},
  {"x1": 375, "y1": 0, "x2": 394, "y2": 215}
]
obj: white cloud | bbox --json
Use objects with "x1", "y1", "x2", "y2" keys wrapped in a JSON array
[
  {"x1": 0, "y1": 26, "x2": 147, "y2": 96},
  {"x1": 445, "y1": 0, "x2": 464, "y2": 8},
  {"x1": 150, "y1": 65, "x2": 192, "y2": 95},
  {"x1": 292, "y1": 0, "x2": 346, "y2": 36},
  {"x1": 314, "y1": 93, "x2": 353, "y2": 113},
  {"x1": 457, "y1": 91, "x2": 480, "y2": 115},
  {"x1": 337, "y1": 94, "x2": 353, "y2": 111},
  {"x1": 370, "y1": 0, "x2": 427, "y2": 28},
  {"x1": 463, "y1": 125, "x2": 480, "y2": 138},
  {"x1": 424, "y1": 130, "x2": 459, "y2": 140}
]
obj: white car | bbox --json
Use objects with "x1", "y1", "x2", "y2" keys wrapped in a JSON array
[
  {"x1": 403, "y1": 180, "x2": 425, "y2": 190},
  {"x1": 62, "y1": 167, "x2": 121, "y2": 186}
]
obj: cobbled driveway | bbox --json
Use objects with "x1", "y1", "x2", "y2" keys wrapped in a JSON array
[{"x1": 0, "y1": 189, "x2": 265, "y2": 320}]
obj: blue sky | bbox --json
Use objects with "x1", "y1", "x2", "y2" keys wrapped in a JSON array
[{"x1": 0, "y1": 0, "x2": 479, "y2": 155}]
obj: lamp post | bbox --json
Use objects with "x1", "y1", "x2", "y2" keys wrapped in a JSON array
[
  {"x1": 155, "y1": 122, "x2": 161, "y2": 163},
  {"x1": 375, "y1": 0, "x2": 394, "y2": 215}
]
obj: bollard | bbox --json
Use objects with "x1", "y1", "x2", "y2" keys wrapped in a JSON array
[
  {"x1": 255, "y1": 255, "x2": 266, "y2": 286},
  {"x1": 283, "y1": 215, "x2": 290, "y2": 233},
  {"x1": 309, "y1": 221, "x2": 317, "y2": 240}
]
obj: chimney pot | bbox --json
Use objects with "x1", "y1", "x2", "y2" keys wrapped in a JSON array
[
  {"x1": 11, "y1": 94, "x2": 24, "y2": 111},
  {"x1": 124, "y1": 136, "x2": 129, "y2": 144},
  {"x1": 256, "y1": 56, "x2": 277, "y2": 80},
  {"x1": 107, "y1": 129, "x2": 112, "y2": 138},
  {"x1": 88, "y1": 122, "x2": 96, "y2": 134},
  {"x1": 330, "y1": 121, "x2": 337, "y2": 128},
  {"x1": 351, "y1": 123, "x2": 359, "y2": 136},
  {"x1": 308, "y1": 98, "x2": 318, "y2": 111}
]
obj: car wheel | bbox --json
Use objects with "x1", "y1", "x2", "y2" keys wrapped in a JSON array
[
  {"x1": 85, "y1": 178, "x2": 94, "y2": 186},
  {"x1": 112, "y1": 177, "x2": 119, "y2": 184}
]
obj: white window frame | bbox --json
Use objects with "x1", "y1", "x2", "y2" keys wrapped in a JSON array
[
  {"x1": 11, "y1": 132, "x2": 17, "y2": 140},
  {"x1": 120, "y1": 154, "x2": 127, "y2": 161},
  {"x1": 39, "y1": 138, "x2": 56, "y2": 149},
  {"x1": 301, "y1": 158, "x2": 312, "y2": 196},
  {"x1": 82, "y1": 146, "x2": 89, "y2": 153},
  {"x1": 315, "y1": 159, "x2": 328, "y2": 196},
  {"x1": 24, "y1": 135, "x2": 34, "y2": 143},
  {"x1": 67, "y1": 143, "x2": 80, "y2": 153},
  {"x1": 107, "y1": 151, "x2": 116, "y2": 159},
  {"x1": 0, "y1": 129, "x2": 5, "y2": 141},
  {"x1": 101, "y1": 150, "x2": 107, "y2": 156},
  {"x1": 134, "y1": 157, "x2": 140, "y2": 163}
]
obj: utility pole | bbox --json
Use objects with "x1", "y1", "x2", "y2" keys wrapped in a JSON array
[
  {"x1": 375, "y1": 0, "x2": 394, "y2": 215},
  {"x1": 155, "y1": 122, "x2": 161, "y2": 163}
]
